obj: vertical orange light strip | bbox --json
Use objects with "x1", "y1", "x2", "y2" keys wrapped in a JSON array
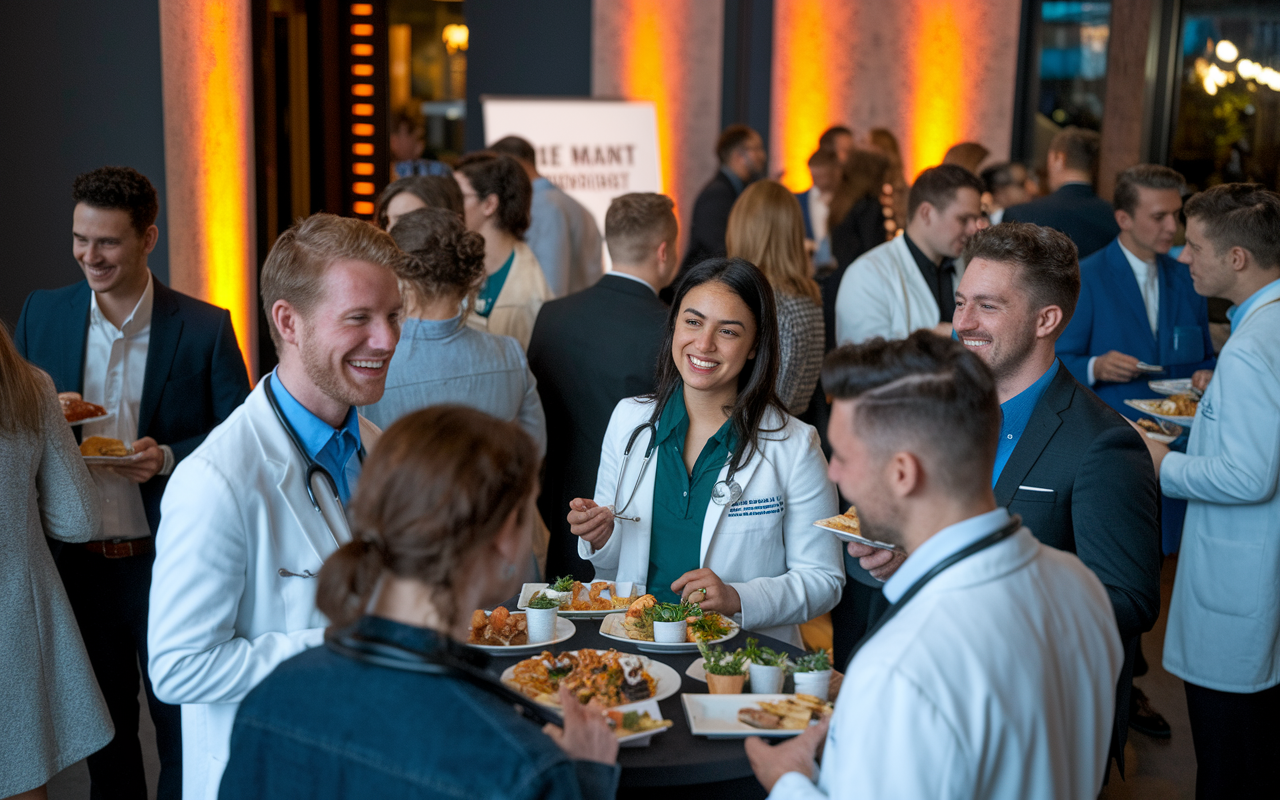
[
  {"x1": 617, "y1": 2, "x2": 673, "y2": 195},
  {"x1": 907, "y1": 0, "x2": 967, "y2": 179},
  {"x1": 774, "y1": 0, "x2": 833, "y2": 191}
]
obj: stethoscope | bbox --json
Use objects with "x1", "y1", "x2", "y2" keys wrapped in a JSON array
[
  {"x1": 611, "y1": 421, "x2": 744, "y2": 523},
  {"x1": 264, "y1": 374, "x2": 365, "y2": 542}
]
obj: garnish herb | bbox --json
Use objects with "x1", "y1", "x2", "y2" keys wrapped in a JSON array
[
  {"x1": 551, "y1": 575, "x2": 575, "y2": 592},
  {"x1": 742, "y1": 637, "x2": 789, "y2": 668},
  {"x1": 527, "y1": 592, "x2": 560, "y2": 610},
  {"x1": 646, "y1": 600, "x2": 703, "y2": 623},
  {"x1": 792, "y1": 650, "x2": 831, "y2": 673},
  {"x1": 699, "y1": 642, "x2": 748, "y2": 676}
]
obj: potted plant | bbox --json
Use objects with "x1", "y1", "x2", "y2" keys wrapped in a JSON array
[
  {"x1": 743, "y1": 638, "x2": 789, "y2": 693},
  {"x1": 525, "y1": 591, "x2": 560, "y2": 644},
  {"x1": 699, "y1": 642, "x2": 749, "y2": 694},
  {"x1": 791, "y1": 650, "x2": 833, "y2": 701},
  {"x1": 648, "y1": 600, "x2": 700, "y2": 643}
]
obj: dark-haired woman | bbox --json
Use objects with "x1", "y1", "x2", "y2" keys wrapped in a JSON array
[
  {"x1": 455, "y1": 151, "x2": 552, "y2": 349},
  {"x1": 567, "y1": 258, "x2": 844, "y2": 645},
  {"x1": 360, "y1": 207, "x2": 546, "y2": 457},
  {"x1": 218, "y1": 406, "x2": 619, "y2": 800},
  {"x1": 373, "y1": 174, "x2": 464, "y2": 230}
]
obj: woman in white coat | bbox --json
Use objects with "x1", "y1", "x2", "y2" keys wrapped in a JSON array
[{"x1": 568, "y1": 258, "x2": 844, "y2": 645}]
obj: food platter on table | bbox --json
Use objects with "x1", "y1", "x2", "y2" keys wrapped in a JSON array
[
  {"x1": 463, "y1": 607, "x2": 576, "y2": 656},
  {"x1": 1124, "y1": 396, "x2": 1197, "y2": 425},
  {"x1": 500, "y1": 648, "x2": 681, "y2": 709},
  {"x1": 681, "y1": 693, "x2": 832, "y2": 738},
  {"x1": 597, "y1": 594, "x2": 739, "y2": 654},
  {"x1": 813, "y1": 506, "x2": 902, "y2": 552},
  {"x1": 516, "y1": 577, "x2": 638, "y2": 619},
  {"x1": 605, "y1": 698, "x2": 673, "y2": 746}
]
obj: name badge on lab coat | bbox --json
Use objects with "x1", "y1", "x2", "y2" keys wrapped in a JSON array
[{"x1": 727, "y1": 496, "x2": 784, "y2": 518}]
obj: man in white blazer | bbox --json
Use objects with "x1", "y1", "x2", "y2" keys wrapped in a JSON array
[
  {"x1": 1133, "y1": 184, "x2": 1280, "y2": 798},
  {"x1": 834, "y1": 164, "x2": 984, "y2": 345},
  {"x1": 147, "y1": 214, "x2": 405, "y2": 800},
  {"x1": 748, "y1": 332, "x2": 1123, "y2": 799}
]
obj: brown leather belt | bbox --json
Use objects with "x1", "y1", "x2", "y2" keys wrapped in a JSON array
[{"x1": 84, "y1": 538, "x2": 154, "y2": 558}]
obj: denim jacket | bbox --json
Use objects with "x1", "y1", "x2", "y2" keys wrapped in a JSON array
[{"x1": 219, "y1": 615, "x2": 620, "y2": 800}]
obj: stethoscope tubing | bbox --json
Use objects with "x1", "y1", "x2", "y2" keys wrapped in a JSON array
[
  {"x1": 611, "y1": 420, "x2": 744, "y2": 525},
  {"x1": 263, "y1": 373, "x2": 364, "y2": 521}
]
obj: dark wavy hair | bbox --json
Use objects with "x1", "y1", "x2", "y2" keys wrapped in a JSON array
[
  {"x1": 387, "y1": 207, "x2": 486, "y2": 299},
  {"x1": 648, "y1": 258, "x2": 785, "y2": 475},
  {"x1": 372, "y1": 175, "x2": 463, "y2": 230},
  {"x1": 72, "y1": 166, "x2": 159, "y2": 235},
  {"x1": 454, "y1": 151, "x2": 532, "y2": 238}
]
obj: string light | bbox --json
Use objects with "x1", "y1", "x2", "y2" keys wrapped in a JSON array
[{"x1": 1215, "y1": 39, "x2": 1239, "y2": 63}]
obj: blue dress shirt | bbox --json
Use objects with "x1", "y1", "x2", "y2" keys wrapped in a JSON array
[
  {"x1": 271, "y1": 369, "x2": 363, "y2": 506},
  {"x1": 1227, "y1": 278, "x2": 1280, "y2": 332},
  {"x1": 882, "y1": 507, "x2": 1014, "y2": 603},
  {"x1": 992, "y1": 361, "x2": 1060, "y2": 485}
]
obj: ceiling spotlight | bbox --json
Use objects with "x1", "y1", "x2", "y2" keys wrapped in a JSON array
[{"x1": 1216, "y1": 40, "x2": 1239, "y2": 63}]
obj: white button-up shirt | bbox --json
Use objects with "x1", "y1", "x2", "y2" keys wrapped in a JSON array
[
  {"x1": 1087, "y1": 240, "x2": 1160, "y2": 385},
  {"x1": 82, "y1": 274, "x2": 154, "y2": 540}
]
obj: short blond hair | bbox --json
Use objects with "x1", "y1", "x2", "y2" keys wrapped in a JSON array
[{"x1": 261, "y1": 213, "x2": 406, "y2": 347}]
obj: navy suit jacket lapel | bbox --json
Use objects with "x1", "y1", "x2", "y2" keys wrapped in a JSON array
[
  {"x1": 1104, "y1": 241, "x2": 1156, "y2": 349},
  {"x1": 61, "y1": 283, "x2": 92, "y2": 393},
  {"x1": 138, "y1": 280, "x2": 182, "y2": 437},
  {"x1": 994, "y1": 364, "x2": 1073, "y2": 505},
  {"x1": 1155, "y1": 252, "x2": 1180, "y2": 363}
]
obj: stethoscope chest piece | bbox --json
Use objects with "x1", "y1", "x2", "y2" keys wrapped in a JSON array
[{"x1": 711, "y1": 479, "x2": 743, "y2": 506}]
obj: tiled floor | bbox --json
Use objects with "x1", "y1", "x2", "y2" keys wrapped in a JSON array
[{"x1": 47, "y1": 558, "x2": 1198, "y2": 800}]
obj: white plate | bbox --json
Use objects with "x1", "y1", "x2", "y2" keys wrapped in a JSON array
[
  {"x1": 1140, "y1": 422, "x2": 1183, "y2": 445},
  {"x1": 500, "y1": 650, "x2": 682, "y2": 708},
  {"x1": 607, "y1": 698, "x2": 673, "y2": 747},
  {"x1": 812, "y1": 522, "x2": 901, "y2": 552},
  {"x1": 598, "y1": 612, "x2": 739, "y2": 653},
  {"x1": 1135, "y1": 362, "x2": 1165, "y2": 373},
  {"x1": 1148, "y1": 378, "x2": 1194, "y2": 396},
  {"x1": 463, "y1": 614, "x2": 576, "y2": 656},
  {"x1": 1124, "y1": 398, "x2": 1196, "y2": 425},
  {"x1": 516, "y1": 581, "x2": 639, "y2": 619},
  {"x1": 681, "y1": 693, "x2": 826, "y2": 738},
  {"x1": 68, "y1": 413, "x2": 112, "y2": 427},
  {"x1": 83, "y1": 451, "x2": 141, "y2": 466},
  {"x1": 685, "y1": 656, "x2": 753, "y2": 683}
]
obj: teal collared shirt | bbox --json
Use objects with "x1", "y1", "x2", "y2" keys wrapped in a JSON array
[
  {"x1": 474, "y1": 249, "x2": 515, "y2": 318},
  {"x1": 992, "y1": 361, "x2": 1059, "y2": 486},
  {"x1": 1227, "y1": 278, "x2": 1280, "y2": 331},
  {"x1": 647, "y1": 387, "x2": 738, "y2": 603},
  {"x1": 271, "y1": 369, "x2": 363, "y2": 506}
]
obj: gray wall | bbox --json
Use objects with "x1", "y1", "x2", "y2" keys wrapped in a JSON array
[{"x1": 1, "y1": 0, "x2": 169, "y2": 331}]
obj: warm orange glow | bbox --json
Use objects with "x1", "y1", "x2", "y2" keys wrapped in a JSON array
[
  {"x1": 773, "y1": 0, "x2": 833, "y2": 191},
  {"x1": 352, "y1": 63, "x2": 374, "y2": 76},
  {"x1": 352, "y1": 83, "x2": 374, "y2": 96},
  {"x1": 351, "y1": 43, "x2": 373, "y2": 56},
  {"x1": 353, "y1": 182, "x2": 375, "y2": 195},
  {"x1": 351, "y1": 23, "x2": 374, "y2": 36},
  {"x1": 352, "y1": 162, "x2": 375, "y2": 175},
  {"x1": 353, "y1": 201, "x2": 375, "y2": 215},
  {"x1": 352, "y1": 142, "x2": 374, "y2": 156},
  {"x1": 352, "y1": 103, "x2": 374, "y2": 116},
  {"x1": 617, "y1": 2, "x2": 672, "y2": 194},
  {"x1": 442, "y1": 23, "x2": 469, "y2": 55},
  {"x1": 350, "y1": 3, "x2": 372, "y2": 14},
  {"x1": 352, "y1": 123, "x2": 375, "y2": 136},
  {"x1": 907, "y1": 0, "x2": 967, "y2": 178}
]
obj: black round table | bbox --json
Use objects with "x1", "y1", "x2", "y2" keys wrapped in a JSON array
[{"x1": 482, "y1": 614, "x2": 804, "y2": 795}]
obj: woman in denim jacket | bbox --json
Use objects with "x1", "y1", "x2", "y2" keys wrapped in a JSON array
[{"x1": 218, "y1": 406, "x2": 619, "y2": 800}]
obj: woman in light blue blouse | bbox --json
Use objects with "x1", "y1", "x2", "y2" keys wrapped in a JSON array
[{"x1": 362, "y1": 207, "x2": 546, "y2": 457}]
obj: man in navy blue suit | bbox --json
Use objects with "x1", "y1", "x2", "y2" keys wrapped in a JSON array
[{"x1": 15, "y1": 166, "x2": 249, "y2": 800}]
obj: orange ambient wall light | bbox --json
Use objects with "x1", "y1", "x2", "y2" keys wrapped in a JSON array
[
  {"x1": 344, "y1": 1, "x2": 386, "y2": 220},
  {"x1": 773, "y1": 0, "x2": 834, "y2": 192},
  {"x1": 616, "y1": 1, "x2": 674, "y2": 196}
]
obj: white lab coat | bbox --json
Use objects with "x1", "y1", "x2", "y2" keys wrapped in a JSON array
[
  {"x1": 771, "y1": 527, "x2": 1123, "y2": 800},
  {"x1": 581, "y1": 397, "x2": 844, "y2": 645},
  {"x1": 834, "y1": 235, "x2": 965, "y2": 344},
  {"x1": 147, "y1": 380, "x2": 380, "y2": 800},
  {"x1": 1162, "y1": 280, "x2": 1280, "y2": 693}
]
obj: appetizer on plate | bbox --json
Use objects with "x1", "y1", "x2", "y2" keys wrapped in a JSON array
[
  {"x1": 507, "y1": 649, "x2": 656, "y2": 708},
  {"x1": 1154, "y1": 393, "x2": 1198, "y2": 417},
  {"x1": 59, "y1": 392, "x2": 106, "y2": 423},
  {"x1": 80, "y1": 436, "x2": 130, "y2": 457},
  {"x1": 814, "y1": 506, "x2": 862, "y2": 536},
  {"x1": 737, "y1": 694, "x2": 833, "y2": 730},
  {"x1": 618, "y1": 595, "x2": 734, "y2": 643},
  {"x1": 540, "y1": 575, "x2": 636, "y2": 612},
  {"x1": 467, "y1": 606, "x2": 527, "y2": 646},
  {"x1": 605, "y1": 708, "x2": 672, "y2": 738}
]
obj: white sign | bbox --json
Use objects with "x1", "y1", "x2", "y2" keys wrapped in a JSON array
[{"x1": 482, "y1": 97, "x2": 662, "y2": 270}]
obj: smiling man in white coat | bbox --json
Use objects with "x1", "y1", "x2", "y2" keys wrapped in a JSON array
[
  {"x1": 748, "y1": 331, "x2": 1123, "y2": 799},
  {"x1": 147, "y1": 214, "x2": 405, "y2": 800}
]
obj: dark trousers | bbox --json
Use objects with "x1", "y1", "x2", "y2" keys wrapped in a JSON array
[
  {"x1": 58, "y1": 545, "x2": 182, "y2": 800},
  {"x1": 1184, "y1": 680, "x2": 1280, "y2": 799},
  {"x1": 830, "y1": 561, "x2": 891, "y2": 670}
]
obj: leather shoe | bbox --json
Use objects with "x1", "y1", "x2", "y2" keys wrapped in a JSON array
[{"x1": 1129, "y1": 686, "x2": 1171, "y2": 738}]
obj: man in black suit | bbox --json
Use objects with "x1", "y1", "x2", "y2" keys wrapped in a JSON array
[
  {"x1": 847, "y1": 222, "x2": 1162, "y2": 779},
  {"x1": 15, "y1": 167, "x2": 250, "y2": 800},
  {"x1": 529, "y1": 192, "x2": 679, "y2": 580},
  {"x1": 1002, "y1": 127, "x2": 1119, "y2": 259},
  {"x1": 674, "y1": 125, "x2": 766, "y2": 288}
]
